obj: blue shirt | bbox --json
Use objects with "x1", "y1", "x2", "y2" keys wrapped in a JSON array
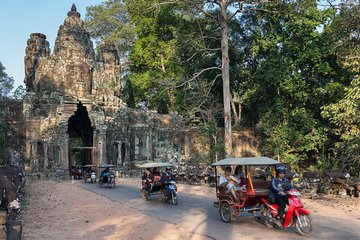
[{"x1": 269, "y1": 176, "x2": 293, "y2": 199}]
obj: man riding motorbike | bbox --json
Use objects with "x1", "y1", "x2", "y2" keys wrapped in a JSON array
[
  {"x1": 268, "y1": 166, "x2": 293, "y2": 219},
  {"x1": 160, "y1": 167, "x2": 176, "y2": 197},
  {"x1": 100, "y1": 167, "x2": 110, "y2": 183}
]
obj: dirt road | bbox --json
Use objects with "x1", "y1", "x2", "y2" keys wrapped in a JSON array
[{"x1": 19, "y1": 178, "x2": 360, "y2": 240}]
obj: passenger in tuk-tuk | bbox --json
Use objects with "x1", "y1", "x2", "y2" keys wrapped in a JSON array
[
  {"x1": 233, "y1": 165, "x2": 247, "y2": 187},
  {"x1": 152, "y1": 167, "x2": 161, "y2": 184},
  {"x1": 100, "y1": 167, "x2": 110, "y2": 183},
  {"x1": 219, "y1": 166, "x2": 242, "y2": 202},
  {"x1": 142, "y1": 167, "x2": 154, "y2": 191}
]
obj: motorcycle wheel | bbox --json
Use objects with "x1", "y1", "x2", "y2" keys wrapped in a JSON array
[
  {"x1": 295, "y1": 214, "x2": 313, "y2": 236},
  {"x1": 171, "y1": 191, "x2": 178, "y2": 205},
  {"x1": 219, "y1": 201, "x2": 232, "y2": 223},
  {"x1": 111, "y1": 179, "x2": 115, "y2": 189}
]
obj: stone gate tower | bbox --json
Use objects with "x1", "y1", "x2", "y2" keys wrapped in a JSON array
[{"x1": 23, "y1": 4, "x2": 184, "y2": 175}]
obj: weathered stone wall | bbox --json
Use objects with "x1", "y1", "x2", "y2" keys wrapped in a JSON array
[{"x1": 183, "y1": 129, "x2": 259, "y2": 162}]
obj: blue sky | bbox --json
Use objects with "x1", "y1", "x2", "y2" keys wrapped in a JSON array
[{"x1": 0, "y1": 0, "x2": 102, "y2": 89}]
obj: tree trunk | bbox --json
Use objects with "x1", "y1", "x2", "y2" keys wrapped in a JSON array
[
  {"x1": 231, "y1": 94, "x2": 242, "y2": 129},
  {"x1": 220, "y1": 0, "x2": 232, "y2": 157}
]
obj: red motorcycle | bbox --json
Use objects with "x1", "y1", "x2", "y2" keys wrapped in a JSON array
[{"x1": 260, "y1": 189, "x2": 313, "y2": 236}]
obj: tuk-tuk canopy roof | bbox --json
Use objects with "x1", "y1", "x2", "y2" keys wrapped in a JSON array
[
  {"x1": 139, "y1": 162, "x2": 174, "y2": 168},
  {"x1": 211, "y1": 157, "x2": 280, "y2": 166},
  {"x1": 83, "y1": 164, "x2": 95, "y2": 168},
  {"x1": 99, "y1": 164, "x2": 116, "y2": 168}
]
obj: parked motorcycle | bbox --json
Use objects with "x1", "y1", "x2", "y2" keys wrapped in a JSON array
[
  {"x1": 259, "y1": 189, "x2": 312, "y2": 236},
  {"x1": 90, "y1": 171, "x2": 96, "y2": 183}
]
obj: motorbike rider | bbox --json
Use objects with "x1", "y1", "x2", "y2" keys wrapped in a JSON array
[
  {"x1": 219, "y1": 166, "x2": 242, "y2": 202},
  {"x1": 100, "y1": 167, "x2": 110, "y2": 183},
  {"x1": 160, "y1": 167, "x2": 176, "y2": 196},
  {"x1": 142, "y1": 167, "x2": 154, "y2": 191},
  {"x1": 268, "y1": 166, "x2": 294, "y2": 219}
]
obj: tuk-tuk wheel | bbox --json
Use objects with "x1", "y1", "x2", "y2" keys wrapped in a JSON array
[
  {"x1": 219, "y1": 201, "x2": 232, "y2": 223},
  {"x1": 141, "y1": 189, "x2": 149, "y2": 201}
]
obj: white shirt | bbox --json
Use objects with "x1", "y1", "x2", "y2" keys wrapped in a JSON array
[{"x1": 219, "y1": 174, "x2": 240, "y2": 186}]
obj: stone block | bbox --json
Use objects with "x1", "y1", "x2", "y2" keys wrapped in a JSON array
[
  {"x1": 0, "y1": 211, "x2": 6, "y2": 225},
  {"x1": 0, "y1": 225, "x2": 6, "y2": 240},
  {"x1": 5, "y1": 220, "x2": 22, "y2": 240}
]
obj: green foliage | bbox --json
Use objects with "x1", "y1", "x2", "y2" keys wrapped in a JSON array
[
  {"x1": 84, "y1": 0, "x2": 360, "y2": 174},
  {"x1": 321, "y1": 78, "x2": 360, "y2": 175},
  {"x1": 85, "y1": 0, "x2": 135, "y2": 59},
  {"x1": 0, "y1": 61, "x2": 14, "y2": 97},
  {"x1": 0, "y1": 112, "x2": 7, "y2": 164},
  {"x1": 11, "y1": 85, "x2": 26, "y2": 100},
  {"x1": 319, "y1": 1, "x2": 360, "y2": 176},
  {"x1": 240, "y1": 0, "x2": 341, "y2": 170},
  {"x1": 199, "y1": 121, "x2": 225, "y2": 164},
  {"x1": 0, "y1": 60, "x2": 14, "y2": 164}
]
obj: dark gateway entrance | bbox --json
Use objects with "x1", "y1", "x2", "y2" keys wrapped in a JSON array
[{"x1": 67, "y1": 102, "x2": 94, "y2": 172}]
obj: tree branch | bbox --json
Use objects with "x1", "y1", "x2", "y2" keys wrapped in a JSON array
[{"x1": 175, "y1": 66, "x2": 222, "y2": 88}]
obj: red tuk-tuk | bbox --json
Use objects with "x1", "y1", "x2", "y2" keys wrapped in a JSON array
[{"x1": 212, "y1": 157, "x2": 312, "y2": 236}]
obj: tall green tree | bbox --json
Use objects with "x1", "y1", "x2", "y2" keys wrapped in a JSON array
[
  {"x1": 0, "y1": 61, "x2": 14, "y2": 98},
  {"x1": 240, "y1": 1, "x2": 344, "y2": 167},
  {"x1": 321, "y1": 1, "x2": 360, "y2": 175},
  {"x1": 85, "y1": 0, "x2": 136, "y2": 61},
  {"x1": 0, "y1": 60, "x2": 14, "y2": 164}
]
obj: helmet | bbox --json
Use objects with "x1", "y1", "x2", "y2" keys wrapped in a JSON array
[
  {"x1": 165, "y1": 167, "x2": 171, "y2": 171},
  {"x1": 275, "y1": 166, "x2": 286, "y2": 175}
]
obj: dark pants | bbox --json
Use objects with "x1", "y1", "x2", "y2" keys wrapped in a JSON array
[
  {"x1": 275, "y1": 196, "x2": 289, "y2": 217},
  {"x1": 144, "y1": 182, "x2": 151, "y2": 191}
]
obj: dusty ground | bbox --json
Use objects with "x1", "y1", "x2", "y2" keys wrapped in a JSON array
[{"x1": 19, "y1": 178, "x2": 360, "y2": 240}]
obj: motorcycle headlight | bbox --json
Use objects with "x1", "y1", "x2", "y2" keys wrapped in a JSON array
[{"x1": 290, "y1": 191, "x2": 301, "y2": 196}]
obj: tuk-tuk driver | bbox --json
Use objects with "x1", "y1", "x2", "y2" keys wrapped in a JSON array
[
  {"x1": 160, "y1": 167, "x2": 176, "y2": 183},
  {"x1": 160, "y1": 167, "x2": 176, "y2": 196},
  {"x1": 219, "y1": 166, "x2": 242, "y2": 202},
  {"x1": 100, "y1": 167, "x2": 110, "y2": 183}
]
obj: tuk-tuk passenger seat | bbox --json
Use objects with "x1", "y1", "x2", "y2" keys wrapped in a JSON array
[{"x1": 251, "y1": 180, "x2": 271, "y2": 196}]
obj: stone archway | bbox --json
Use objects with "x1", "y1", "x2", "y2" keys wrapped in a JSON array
[{"x1": 67, "y1": 102, "x2": 94, "y2": 169}]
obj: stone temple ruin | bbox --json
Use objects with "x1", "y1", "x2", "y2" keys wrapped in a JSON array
[
  {"x1": 22, "y1": 4, "x2": 187, "y2": 175},
  {"x1": 3, "y1": 4, "x2": 258, "y2": 177}
]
